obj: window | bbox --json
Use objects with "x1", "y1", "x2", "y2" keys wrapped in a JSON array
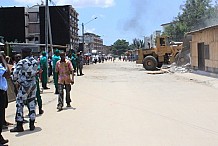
[
  {"x1": 204, "y1": 45, "x2": 210, "y2": 59},
  {"x1": 160, "y1": 38, "x2": 165, "y2": 46}
]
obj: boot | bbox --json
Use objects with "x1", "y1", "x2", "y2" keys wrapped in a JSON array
[
  {"x1": 10, "y1": 121, "x2": 24, "y2": 132},
  {"x1": 55, "y1": 89, "x2": 59, "y2": 94},
  {"x1": 29, "y1": 120, "x2": 35, "y2": 131},
  {"x1": 0, "y1": 135, "x2": 8, "y2": 145},
  {"x1": 39, "y1": 107, "x2": 44, "y2": 115}
]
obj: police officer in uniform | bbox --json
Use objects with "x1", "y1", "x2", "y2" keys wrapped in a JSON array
[{"x1": 10, "y1": 48, "x2": 38, "y2": 132}]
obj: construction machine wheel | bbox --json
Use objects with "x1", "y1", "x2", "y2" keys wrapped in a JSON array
[
  {"x1": 175, "y1": 52, "x2": 190, "y2": 66},
  {"x1": 143, "y1": 56, "x2": 158, "y2": 71}
]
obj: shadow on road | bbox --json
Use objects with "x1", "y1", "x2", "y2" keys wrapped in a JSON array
[
  {"x1": 57, "y1": 107, "x2": 76, "y2": 112},
  {"x1": 15, "y1": 127, "x2": 42, "y2": 137}
]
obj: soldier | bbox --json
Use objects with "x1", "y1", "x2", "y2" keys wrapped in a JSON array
[
  {"x1": 56, "y1": 51, "x2": 74, "y2": 111},
  {"x1": 52, "y1": 49, "x2": 60, "y2": 94},
  {"x1": 40, "y1": 51, "x2": 50, "y2": 89},
  {"x1": 10, "y1": 48, "x2": 38, "y2": 132}
]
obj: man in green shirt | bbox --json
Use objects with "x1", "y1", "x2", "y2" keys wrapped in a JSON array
[
  {"x1": 52, "y1": 49, "x2": 60, "y2": 94},
  {"x1": 40, "y1": 51, "x2": 49, "y2": 89}
]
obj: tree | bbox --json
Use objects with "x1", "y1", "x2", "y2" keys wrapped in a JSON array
[
  {"x1": 163, "y1": 0, "x2": 214, "y2": 41},
  {"x1": 132, "y1": 38, "x2": 145, "y2": 49},
  {"x1": 111, "y1": 39, "x2": 129, "y2": 56}
]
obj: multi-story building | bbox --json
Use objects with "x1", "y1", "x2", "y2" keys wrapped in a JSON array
[
  {"x1": 80, "y1": 32, "x2": 103, "y2": 53},
  {"x1": 26, "y1": 5, "x2": 40, "y2": 44}
]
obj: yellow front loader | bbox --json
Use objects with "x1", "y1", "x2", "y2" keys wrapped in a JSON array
[{"x1": 136, "y1": 36, "x2": 182, "y2": 70}]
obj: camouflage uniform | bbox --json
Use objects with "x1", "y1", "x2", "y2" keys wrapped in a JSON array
[{"x1": 12, "y1": 56, "x2": 38, "y2": 122}]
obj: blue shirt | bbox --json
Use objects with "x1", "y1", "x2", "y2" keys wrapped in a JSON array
[{"x1": 0, "y1": 63, "x2": 8, "y2": 91}]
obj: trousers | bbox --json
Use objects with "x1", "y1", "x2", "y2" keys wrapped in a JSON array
[
  {"x1": 15, "y1": 84, "x2": 37, "y2": 122},
  {"x1": 0, "y1": 90, "x2": 6, "y2": 136},
  {"x1": 58, "y1": 84, "x2": 71, "y2": 107},
  {"x1": 36, "y1": 77, "x2": 42, "y2": 108}
]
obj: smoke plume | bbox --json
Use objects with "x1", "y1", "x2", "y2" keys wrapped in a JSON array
[{"x1": 123, "y1": 0, "x2": 148, "y2": 35}]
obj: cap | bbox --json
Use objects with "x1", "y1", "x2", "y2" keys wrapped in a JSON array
[
  {"x1": 21, "y1": 48, "x2": 32, "y2": 53},
  {"x1": 42, "y1": 51, "x2": 46, "y2": 56},
  {"x1": 54, "y1": 49, "x2": 60, "y2": 54}
]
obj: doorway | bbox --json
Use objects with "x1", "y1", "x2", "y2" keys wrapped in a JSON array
[{"x1": 198, "y1": 43, "x2": 205, "y2": 71}]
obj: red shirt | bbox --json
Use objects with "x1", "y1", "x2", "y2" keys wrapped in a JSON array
[{"x1": 55, "y1": 59, "x2": 73, "y2": 84}]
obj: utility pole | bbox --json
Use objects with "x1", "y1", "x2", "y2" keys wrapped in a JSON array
[
  {"x1": 45, "y1": 0, "x2": 49, "y2": 78},
  {"x1": 45, "y1": 0, "x2": 48, "y2": 54},
  {"x1": 48, "y1": 6, "x2": 53, "y2": 54},
  {"x1": 82, "y1": 22, "x2": 84, "y2": 52}
]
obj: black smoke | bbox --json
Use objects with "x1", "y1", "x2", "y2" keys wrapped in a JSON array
[{"x1": 123, "y1": 0, "x2": 148, "y2": 35}]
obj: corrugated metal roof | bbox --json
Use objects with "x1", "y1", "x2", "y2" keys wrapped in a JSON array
[{"x1": 187, "y1": 24, "x2": 218, "y2": 34}]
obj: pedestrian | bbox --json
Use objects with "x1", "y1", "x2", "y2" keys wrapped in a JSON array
[
  {"x1": 0, "y1": 52, "x2": 13, "y2": 131},
  {"x1": 52, "y1": 49, "x2": 60, "y2": 94},
  {"x1": 71, "y1": 52, "x2": 77, "y2": 73},
  {"x1": 48, "y1": 56, "x2": 52, "y2": 77},
  {"x1": 40, "y1": 51, "x2": 50, "y2": 89},
  {"x1": 0, "y1": 53, "x2": 9, "y2": 145},
  {"x1": 76, "y1": 52, "x2": 84, "y2": 76},
  {"x1": 36, "y1": 61, "x2": 44, "y2": 115},
  {"x1": 56, "y1": 51, "x2": 74, "y2": 111},
  {"x1": 10, "y1": 48, "x2": 38, "y2": 132}
]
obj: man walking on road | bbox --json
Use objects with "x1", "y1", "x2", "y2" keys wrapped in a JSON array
[
  {"x1": 56, "y1": 51, "x2": 74, "y2": 111},
  {"x1": 36, "y1": 62, "x2": 44, "y2": 115},
  {"x1": 10, "y1": 48, "x2": 38, "y2": 132},
  {"x1": 40, "y1": 51, "x2": 50, "y2": 89},
  {"x1": 76, "y1": 52, "x2": 84, "y2": 76},
  {"x1": 52, "y1": 49, "x2": 60, "y2": 94}
]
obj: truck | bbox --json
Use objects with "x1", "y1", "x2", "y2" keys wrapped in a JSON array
[{"x1": 136, "y1": 36, "x2": 183, "y2": 70}]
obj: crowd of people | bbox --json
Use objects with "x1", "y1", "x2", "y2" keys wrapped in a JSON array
[{"x1": 0, "y1": 48, "x2": 82, "y2": 145}]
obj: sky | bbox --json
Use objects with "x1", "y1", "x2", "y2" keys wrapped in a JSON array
[{"x1": 0, "y1": 0, "x2": 216, "y2": 46}]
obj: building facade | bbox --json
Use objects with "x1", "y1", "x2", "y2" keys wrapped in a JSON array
[
  {"x1": 26, "y1": 5, "x2": 40, "y2": 44},
  {"x1": 80, "y1": 32, "x2": 103, "y2": 54},
  {"x1": 188, "y1": 25, "x2": 218, "y2": 73}
]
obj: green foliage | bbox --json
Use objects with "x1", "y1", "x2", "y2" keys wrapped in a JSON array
[
  {"x1": 132, "y1": 38, "x2": 145, "y2": 49},
  {"x1": 111, "y1": 39, "x2": 129, "y2": 55},
  {"x1": 163, "y1": 0, "x2": 215, "y2": 41}
]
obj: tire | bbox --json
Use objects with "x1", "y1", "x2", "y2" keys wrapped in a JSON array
[
  {"x1": 175, "y1": 52, "x2": 190, "y2": 66},
  {"x1": 143, "y1": 56, "x2": 158, "y2": 71}
]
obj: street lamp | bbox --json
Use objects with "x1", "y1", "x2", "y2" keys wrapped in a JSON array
[{"x1": 82, "y1": 17, "x2": 97, "y2": 53}]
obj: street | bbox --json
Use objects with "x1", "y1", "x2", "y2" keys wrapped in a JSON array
[{"x1": 3, "y1": 60, "x2": 218, "y2": 146}]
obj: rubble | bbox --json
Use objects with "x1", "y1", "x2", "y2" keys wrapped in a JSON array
[{"x1": 169, "y1": 62, "x2": 191, "y2": 73}]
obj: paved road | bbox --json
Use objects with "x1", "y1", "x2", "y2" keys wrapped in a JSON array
[{"x1": 3, "y1": 60, "x2": 218, "y2": 146}]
